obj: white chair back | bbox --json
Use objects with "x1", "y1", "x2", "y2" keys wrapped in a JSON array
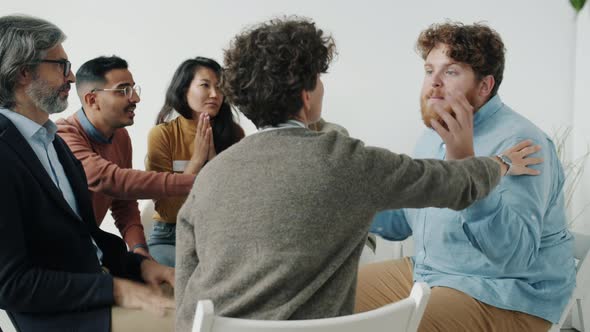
[
  {"x1": 549, "y1": 230, "x2": 590, "y2": 332},
  {"x1": 0, "y1": 309, "x2": 18, "y2": 332},
  {"x1": 193, "y1": 282, "x2": 430, "y2": 332}
]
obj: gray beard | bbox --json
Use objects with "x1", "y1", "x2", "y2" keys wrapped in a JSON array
[{"x1": 25, "y1": 78, "x2": 68, "y2": 115}]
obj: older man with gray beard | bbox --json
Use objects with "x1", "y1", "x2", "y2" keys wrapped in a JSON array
[{"x1": 0, "y1": 14, "x2": 174, "y2": 332}]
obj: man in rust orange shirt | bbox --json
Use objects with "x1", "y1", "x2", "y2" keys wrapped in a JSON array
[{"x1": 57, "y1": 56, "x2": 197, "y2": 259}]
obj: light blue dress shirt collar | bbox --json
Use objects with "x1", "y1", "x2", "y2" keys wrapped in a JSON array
[
  {"x1": 77, "y1": 108, "x2": 112, "y2": 144},
  {"x1": 0, "y1": 108, "x2": 76, "y2": 209},
  {"x1": 473, "y1": 94, "x2": 503, "y2": 128},
  {"x1": 0, "y1": 107, "x2": 104, "y2": 263},
  {"x1": 258, "y1": 119, "x2": 307, "y2": 133},
  {"x1": 0, "y1": 107, "x2": 56, "y2": 144}
]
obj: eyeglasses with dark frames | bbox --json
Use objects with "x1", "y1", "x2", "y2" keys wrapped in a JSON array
[
  {"x1": 91, "y1": 85, "x2": 141, "y2": 100},
  {"x1": 34, "y1": 59, "x2": 72, "y2": 77}
]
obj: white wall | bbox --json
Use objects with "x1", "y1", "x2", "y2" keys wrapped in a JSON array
[
  {"x1": 0, "y1": 1, "x2": 581, "y2": 232},
  {"x1": 572, "y1": 4, "x2": 590, "y2": 233}
]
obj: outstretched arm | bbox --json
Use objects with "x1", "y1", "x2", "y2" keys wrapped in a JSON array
[{"x1": 57, "y1": 120, "x2": 194, "y2": 199}]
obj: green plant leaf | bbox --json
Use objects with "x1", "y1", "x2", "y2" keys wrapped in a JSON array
[{"x1": 571, "y1": 0, "x2": 587, "y2": 12}]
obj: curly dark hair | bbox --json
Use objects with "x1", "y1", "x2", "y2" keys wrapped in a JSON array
[
  {"x1": 416, "y1": 22, "x2": 505, "y2": 98},
  {"x1": 221, "y1": 17, "x2": 336, "y2": 128}
]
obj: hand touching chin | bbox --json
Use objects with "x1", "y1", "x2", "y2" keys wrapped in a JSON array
[{"x1": 421, "y1": 101, "x2": 455, "y2": 129}]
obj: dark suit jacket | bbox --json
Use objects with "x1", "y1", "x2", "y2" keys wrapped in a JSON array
[{"x1": 0, "y1": 114, "x2": 145, "y2": 332}]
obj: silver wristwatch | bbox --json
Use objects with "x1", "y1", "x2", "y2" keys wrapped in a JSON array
[{"x1": 496, "y1": 154, "x2": 512, "y2": 175}]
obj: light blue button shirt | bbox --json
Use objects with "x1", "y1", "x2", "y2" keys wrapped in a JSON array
[
  {"x1": 0, "y1": 108, "x2": 103, "y2": 263},
  {"x1": 77, "y1": 108, "x2": 112, "y2": 144},
  {"x1": 370, "y1": 95, "x2": 575, "y2": 323}
]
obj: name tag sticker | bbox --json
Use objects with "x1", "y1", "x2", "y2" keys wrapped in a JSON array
[{"x1": 173, "y1": 160, "x2": 189, "y2": 172}]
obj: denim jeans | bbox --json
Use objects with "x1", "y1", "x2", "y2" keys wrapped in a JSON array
[{"x1": 147, "y1": 221, "x2": 176, "y2": 267}]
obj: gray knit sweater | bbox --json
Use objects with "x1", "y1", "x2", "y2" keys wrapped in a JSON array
[{"x1": 175, "y1": 128, "x2": 500, "y2": 330}]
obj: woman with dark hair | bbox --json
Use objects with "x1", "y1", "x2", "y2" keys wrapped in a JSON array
[{"x1": 146, "y1": 57, "x2": 244, "y2": 267}]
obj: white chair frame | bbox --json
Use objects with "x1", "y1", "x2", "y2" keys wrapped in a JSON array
[{"x1": 192, "y1": 282, "x2": 431, "y2": 332}]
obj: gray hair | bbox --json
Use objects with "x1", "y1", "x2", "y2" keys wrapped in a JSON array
[{"x1": 0, "y1": 15, "x2": 66, "y2": 109}]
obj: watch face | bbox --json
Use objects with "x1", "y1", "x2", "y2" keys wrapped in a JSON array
[{"x1": 500, "y1": 154, "x2": 512, "y2": 165}]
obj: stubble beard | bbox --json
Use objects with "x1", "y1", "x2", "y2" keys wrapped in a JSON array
[{"x1": 25, "y1": 77, "x2": 69, "y2": 115}]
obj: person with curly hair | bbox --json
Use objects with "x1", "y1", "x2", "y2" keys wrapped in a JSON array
[
  {"x1": 145, "y1": 57, "x2": 244, "y2": 267},
  {"x1": 174, "y1": 17, "x2": 541, "y2": 330},
  {"x1": 358, "y1": 22, "x2": 575, "y2": 331}
]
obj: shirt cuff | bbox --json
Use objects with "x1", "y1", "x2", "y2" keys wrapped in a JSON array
[
  {"x1": 130, "y1": 243, "x2": 149, "y2": 252},
  {"x1": 124, "y1": 224, "x2": 148, "y2": 251}
]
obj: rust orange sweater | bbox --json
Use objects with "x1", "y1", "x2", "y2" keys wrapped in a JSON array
[{"x1": 56, "y1": 110, "x2": 196, "y2": 249}]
